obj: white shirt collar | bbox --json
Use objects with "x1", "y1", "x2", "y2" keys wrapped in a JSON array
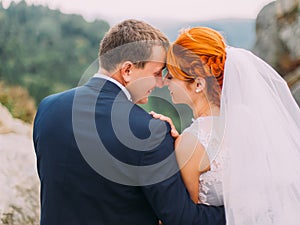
[{"x1": 93, "y1": 73, "x2": 132, "y2": 101}]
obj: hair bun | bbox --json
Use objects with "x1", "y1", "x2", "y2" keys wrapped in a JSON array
[{"x1": 199, "y1": 54, "x2": 225, "y2": 78}]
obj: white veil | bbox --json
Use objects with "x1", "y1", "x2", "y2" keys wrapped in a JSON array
[{"x1": 220, "y1": 47, "x2": 300, "y2": 224}]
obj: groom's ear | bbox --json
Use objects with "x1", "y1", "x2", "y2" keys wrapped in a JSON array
[{"x1": 120, "y1": 61, "x2": 134, "y2": 83}]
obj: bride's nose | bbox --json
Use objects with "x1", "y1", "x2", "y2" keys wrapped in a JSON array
[
  {"x1": 155, "y1": 76, "x2": 164, "y2": 88},
  {"x1": 163, "y1": 75, "x2": 170, "y2": 86}
]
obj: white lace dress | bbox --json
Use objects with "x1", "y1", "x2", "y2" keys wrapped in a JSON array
[{"x1": 182, "y1": 116, "x2": 226, "y2": 206}]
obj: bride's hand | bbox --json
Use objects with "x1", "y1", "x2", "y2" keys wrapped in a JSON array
[{"x1": 149, "y1": 111, "x2": 179, "y2": 139}]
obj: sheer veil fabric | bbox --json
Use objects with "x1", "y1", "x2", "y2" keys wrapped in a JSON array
[{"x1": 220, "y1": 47, "x2": 300, "y2": 224}]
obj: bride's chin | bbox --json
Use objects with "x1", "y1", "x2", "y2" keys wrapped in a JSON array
[{"x1": 171, "y1": 97, "x2": 178, "y2": 104}]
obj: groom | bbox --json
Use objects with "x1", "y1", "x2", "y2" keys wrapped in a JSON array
[{"x1": 33, "y1": 19, "x2": 225, "y2": 225}]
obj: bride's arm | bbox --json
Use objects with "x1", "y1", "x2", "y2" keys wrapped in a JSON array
[
  {"x1": 175, "y1": 133, "x2": 210, "y2": 204},
  {"x1": 150, "y1": 112, "x2": 210, "y2": 203}
]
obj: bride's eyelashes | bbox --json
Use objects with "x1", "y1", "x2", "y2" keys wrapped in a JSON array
[{"x1": 166, "y1": 73, "x2": 173, "y2": 80}]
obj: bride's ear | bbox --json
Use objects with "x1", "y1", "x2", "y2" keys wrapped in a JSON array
[
  {"x1": 195, "y1": 77, "x2": 206, "y2": 93},
  {"x1": 120, "y1": 61, "x2": 134, "y2": 83}
]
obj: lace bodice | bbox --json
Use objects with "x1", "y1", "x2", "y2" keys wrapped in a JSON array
[{"x1": 182, "y1": 116, "x2": 226, "y2": 206}]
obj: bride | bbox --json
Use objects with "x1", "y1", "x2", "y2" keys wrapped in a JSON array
[{"x1": 151, "y1": 27, "x2": 300, "y2": 224}]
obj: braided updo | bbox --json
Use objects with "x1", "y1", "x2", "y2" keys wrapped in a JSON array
[{"x1": 167, "y1": 27, "x2": 226, "y2": 107}]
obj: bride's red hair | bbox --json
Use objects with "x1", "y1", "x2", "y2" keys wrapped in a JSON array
[{"x1": 166, "y1": 27, "x2": 226, "y2": 106}]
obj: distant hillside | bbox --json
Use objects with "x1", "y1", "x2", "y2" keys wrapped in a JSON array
[
  {"x1": 0, "y1": 1, "x2": 110, "y2": 103},
  {"x1": 0, "y1": 0, "x2": 255, "y2": 105},
  {"x1": 151, "y1": 18, "x2": 256, "y2": 49}
]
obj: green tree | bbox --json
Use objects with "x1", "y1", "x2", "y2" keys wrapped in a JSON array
[{"x1": 0, "y1": 1, "x2": 110, "y2": 103}]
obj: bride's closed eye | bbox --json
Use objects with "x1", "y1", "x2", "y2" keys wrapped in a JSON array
[{"x1": 166, "y1": 73, "x2": 173, "y2": 80}]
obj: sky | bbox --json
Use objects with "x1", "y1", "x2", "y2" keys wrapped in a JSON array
[{"x1": 2, "y1": 0, "x2": 275, "y2": 24}]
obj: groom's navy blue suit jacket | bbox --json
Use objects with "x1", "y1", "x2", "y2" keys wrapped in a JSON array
[{"x1": 33, "y1": 77, "x2": 225, "y2": 225}]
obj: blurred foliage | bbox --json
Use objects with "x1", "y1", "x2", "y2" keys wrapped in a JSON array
[
  {"x1": 0, "y1": 1, "x2": 192, "y2": 128},
  {"x1": 0, "y1": 81, "x2": 36, "y2": 123},
  {"x1": 0, "y1": 1, "x2": 189, "y2": 127},
  {"x1": 0, "y1": 0, "x2": 110, "y2": 104}
]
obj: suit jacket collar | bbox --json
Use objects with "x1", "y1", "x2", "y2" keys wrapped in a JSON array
[
  {"x1": 85, "y1": 76, "x2": 132, "y2": 101},
  {"x1": 93, "y1": 73, "x2": 132, "y2": 101}
]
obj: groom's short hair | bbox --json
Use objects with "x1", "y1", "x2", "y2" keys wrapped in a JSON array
[{"x1": 99, "y1": 19, "x2": 169, "y2": 72}]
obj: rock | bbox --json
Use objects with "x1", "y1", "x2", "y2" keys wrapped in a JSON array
[
  {"x1": 290, "y1": 68, "x2": 300, "y2": 105},
  {"x1": 276, "y1": 0, "x2": 300, "y2": 17},
  {"x1": 254, "y1": 0, "x2": 300, "y2": 106},
  {"x1": 0, "y1": 103, "x2": 32, "y2": 136},
  {"x1": 0, "y1": 105, "x2": 39, "y2": 224},
  {"x1": 253, "y1": 1, "x2": 285, "y2": 70}
]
